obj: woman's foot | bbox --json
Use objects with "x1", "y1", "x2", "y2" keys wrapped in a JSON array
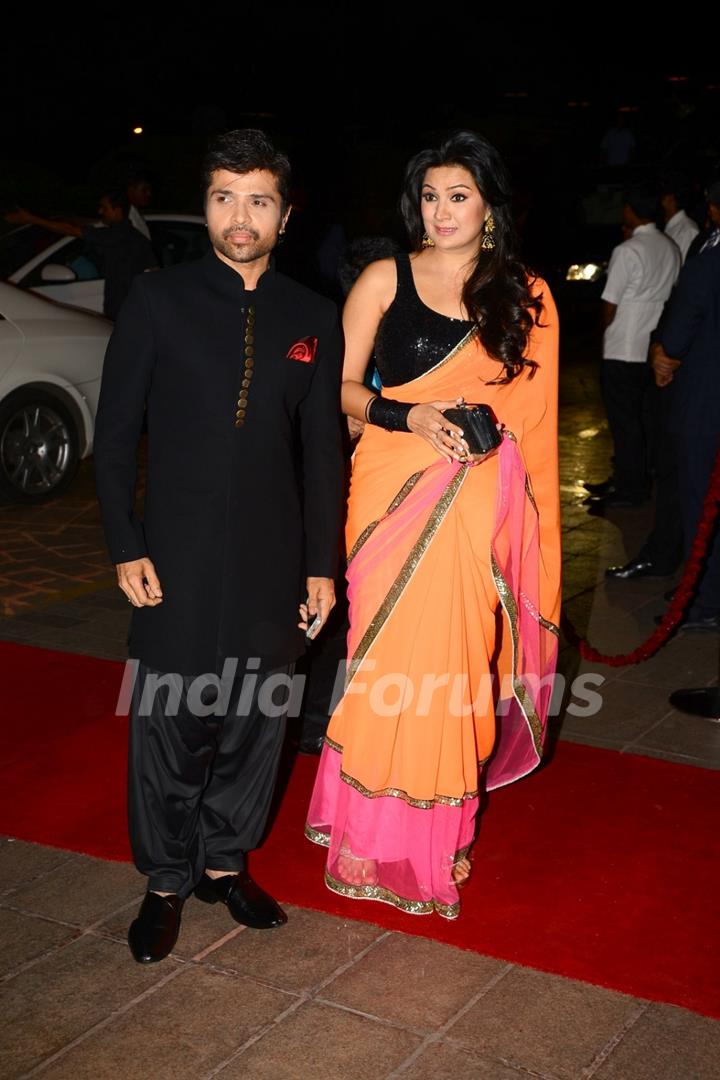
[{"x1": 337, "y1": 838, "x2": 378, "y2": 887}]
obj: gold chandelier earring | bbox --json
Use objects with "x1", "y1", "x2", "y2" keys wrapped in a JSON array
[
  {"x1": 481, "y1": 213, "x2": 496, "y2": 251},
  {"x1": 422, "y1": 232, "x2": 435, "y2": 248}
]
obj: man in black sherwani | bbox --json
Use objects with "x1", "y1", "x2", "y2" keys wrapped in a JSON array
[{"x1": 94, "y1": 130, "x2": 344, "y2": 962}]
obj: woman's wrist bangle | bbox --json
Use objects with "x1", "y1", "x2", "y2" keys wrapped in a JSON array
[
  {"x1": 367, "y1": 397, "x2": 414, "y2": 432},
  {"x1": 364, "y1": 396, "x2": 377, "y2": 423}
]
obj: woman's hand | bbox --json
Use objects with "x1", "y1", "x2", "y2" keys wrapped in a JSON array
[
  {"x1": 347, "y1": 416, "x2": 366, "y2": 440},
  {"x1": 407, "y1": 399, "x2": 470, "y2": 463},
  {"x1": 463, "y1": 446, "x2": 499, "y2": 467},
  {"x1": 463, "y1": 420, "x2": 504, "y2": 467}
]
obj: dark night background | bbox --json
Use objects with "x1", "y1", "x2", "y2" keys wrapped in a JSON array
[{"x1": 2, "y1": 14, "x2": 718, "y2": 292}]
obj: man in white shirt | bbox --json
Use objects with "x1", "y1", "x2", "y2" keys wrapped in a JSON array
[
  {"x1": 591, "y1": 186, "x2": 680, "y2": 508},
  {"x1": 660, "y1": 173, "x2": 699, "y2": 263},
  {"x1": 696, "y1": 180, "x2": 720, "y2": 254},
  {"x1": 126, "y1": 170, "x2": 153, "y2": 241}
]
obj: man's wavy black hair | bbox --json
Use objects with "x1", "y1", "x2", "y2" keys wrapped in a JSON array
[
  {"x1": 202, "y1": 129, "x2": 291, "y2": 213},
  {"x1": 400, "y1": 130, "x2": 544, "y2": 382}
]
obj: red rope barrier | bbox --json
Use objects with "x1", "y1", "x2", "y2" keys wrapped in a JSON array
[{"x1": 561, "y1": 442, "x2": 720, "y2": 667}]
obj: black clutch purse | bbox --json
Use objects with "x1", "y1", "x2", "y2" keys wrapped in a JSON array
[{"x1": 442, "y1": 403, "x2": 502, "y2": 455}]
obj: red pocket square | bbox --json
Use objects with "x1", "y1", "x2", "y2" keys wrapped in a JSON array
[{"x1": 287, "y1": 336, "x2": 318, "y2": 363}]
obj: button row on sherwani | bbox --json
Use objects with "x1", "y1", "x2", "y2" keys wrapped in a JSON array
[{"x1": 235, "y1": 305, "x2": 256, "y2": 427}]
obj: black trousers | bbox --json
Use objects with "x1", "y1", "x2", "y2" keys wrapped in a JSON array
[
  {"x1": 601, "y1": 359, "x2": 652, "y2": 500},
  {"x1": 298, "y1": 582, "x2": 349, "y2": 743},
  {"x1": 128, "y1": 660, "x2": 294, "y2": 897},
  {"x1": 677, "y1": 423, "x2": 720, "y2": 618},
  {"x1": 637, "y1": 383, "x2": 684, "y2": 573}
]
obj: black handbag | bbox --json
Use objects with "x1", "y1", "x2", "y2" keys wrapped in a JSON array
[{"x1": 442, "y1": 403, "x2": 502, "y2": 455}]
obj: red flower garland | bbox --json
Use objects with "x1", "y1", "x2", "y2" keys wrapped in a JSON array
[{"x1": 562, "y1": 442, "x2": 720, "y2": 667}]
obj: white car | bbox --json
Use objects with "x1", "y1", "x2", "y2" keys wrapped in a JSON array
[
  {"x1": 0, "y1": 282, "x2": 111, "y2": 502},
  {"x1": 2, "y1": 214, "x2": 208, "y2": 314}
]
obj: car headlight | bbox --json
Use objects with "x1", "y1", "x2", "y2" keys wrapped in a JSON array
[{"x1": 566, "y1": 262, "x2": 606, "y2": 283}]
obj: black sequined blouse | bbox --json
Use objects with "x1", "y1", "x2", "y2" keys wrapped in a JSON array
[{"x1": 373, "y1": 253, "x2": 475, "y2": 388}]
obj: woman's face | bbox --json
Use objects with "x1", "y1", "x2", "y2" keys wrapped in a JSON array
[{"x1": 420, "y1": 165, "x2": 488, "y2": 252}]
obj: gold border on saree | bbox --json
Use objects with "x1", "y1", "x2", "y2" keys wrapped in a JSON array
[
  {"x1": 519, "y1": 590, "x2": 561, "y2": 638},
  {"x1": 490, "y1": 550, "x2": 545, "y2": 756},
  {"x1": 347, "y1": 470, "x2": 425, "y2": 566},
  {"x1": 324, "y1": 869, "x2": 460, "y2": 919},
  {"x1": 305, "y1": 822, "x2": 331, "y2": 847},
  {"x1": 346, "y1": 466, "x2": 467, "y2": 688},
  {"x1": 339, "y1": 768, "x2": 479, "y2": 809},
  {"x1": 345, "y1": 324, "x2": 479, "y2": 570},
  {"x1": 321, "y1": 739, "x2": 490, "y2": 809}
]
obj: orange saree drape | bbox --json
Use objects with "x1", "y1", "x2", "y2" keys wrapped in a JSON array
[{"x1": 306, "y1": 280, "x2": 561, "y2": 918}]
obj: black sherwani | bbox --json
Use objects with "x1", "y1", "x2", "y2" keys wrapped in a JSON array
[
  {"x1": 94, "y1": 249, "x2": 344, "y2": 677},
  {"x1": 93, "y1": 249, "x2": 344, "y2": 896}
]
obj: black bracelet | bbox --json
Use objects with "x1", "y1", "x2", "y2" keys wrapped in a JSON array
[{"x1": 367, "y1": 397, "x2": 414, "y2": 432}]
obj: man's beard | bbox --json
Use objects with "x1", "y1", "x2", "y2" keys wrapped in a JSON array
[{"x1": 212, "y1": 226, "x2": 277, "y2": 264}]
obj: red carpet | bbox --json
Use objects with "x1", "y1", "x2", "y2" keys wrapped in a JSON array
[{"x1": 1, "y1": 641, "x2": 718, "y2": 1018}]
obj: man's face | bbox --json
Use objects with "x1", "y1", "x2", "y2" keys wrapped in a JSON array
[
  {"x1": 98, "y1": 196, "x2": 123, "y2": 225},
  {"x1": 205, "y1": 168, "x2": 290, "y2": 266},
  {"x1": 128, "y1": 180, "x2": 152, "y2": 208},
  {"x1": 660, "y1": 192, "x2": 676, "y2": 219}
]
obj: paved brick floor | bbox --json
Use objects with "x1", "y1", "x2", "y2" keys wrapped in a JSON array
[
  {"x1": 2, "y1": 840, "x2": 719, "y2": 1080},
  {"x1": 1, "y1": 348, "x2": 718, "y2": 1078}
]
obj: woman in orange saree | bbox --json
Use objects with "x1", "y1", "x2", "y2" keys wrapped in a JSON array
[{"x1": 305, "y1": 132, "x2": 561, "y2": 919}]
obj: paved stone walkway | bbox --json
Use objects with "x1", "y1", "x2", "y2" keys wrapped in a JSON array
[
  {"x1": 1, "y1": 347, "x2": 718, "y2": 1078},
  {"x1": 2, "y1": 839, "x2": 718, "y2": 1080}
]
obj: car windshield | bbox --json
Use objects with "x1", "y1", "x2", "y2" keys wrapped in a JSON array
[{"x1": 0, "y1": 225, "x2": 61, "y2": 280}]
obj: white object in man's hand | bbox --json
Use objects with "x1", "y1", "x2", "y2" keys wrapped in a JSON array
[{"x1": 298, "y1": 576, "x2": 336, "y2": 638}]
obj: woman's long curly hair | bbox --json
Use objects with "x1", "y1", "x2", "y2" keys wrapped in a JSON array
[{"x1": 400, "y1": 130, "x2": 544, "y2": 382}]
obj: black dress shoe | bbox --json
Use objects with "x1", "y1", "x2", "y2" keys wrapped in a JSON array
[
  {"x1": 128, "y1": 892, "x2": 183, "y2": 963},
  {"x1": 583, "y1": 478, "x2": 616, "y2": 496},
  {"x1": 298, "y1": 733, "x2": 325, "y2": 755},
  {"x1": 669, "y1": 687, "x2": 720, "y2": 718},
  {"x1": 587, "y1": 492, "x2": 648, "y2": 515},
  {"x1": 194, "y1": 871, "x2": 287, "y2": 929},
  {"x1": 605, "y1": 557, "x2": 673, "y2": 580}
]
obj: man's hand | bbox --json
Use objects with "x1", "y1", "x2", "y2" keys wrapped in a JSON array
[
  {"x1": 650, "y1": 343, "x2": 682, "y2": 388},
  {"x1": 298, "y1": 576, "x2": 336, "y2": 639},
  {"x1": 116, "y1": 557, "x2": 163, "y2": 607}
]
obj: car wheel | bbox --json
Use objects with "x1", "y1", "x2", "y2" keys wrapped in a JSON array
[{"x1": 0, "y1": 389, "x2": 80, "y2": 503}]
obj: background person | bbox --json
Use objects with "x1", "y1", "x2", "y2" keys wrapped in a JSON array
[
  {"x1": 586, "y1": 185, "x2": 680, "y2": 509},
  {"x1": 125, "y1": 166, "x2": 153, "y2": 240},
  {"x1": 6, "y1": 188, "x2": 157, "y2": 319},
  {"x1": 660, "y1": 172, "x2": 700, "y2": 262}
]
